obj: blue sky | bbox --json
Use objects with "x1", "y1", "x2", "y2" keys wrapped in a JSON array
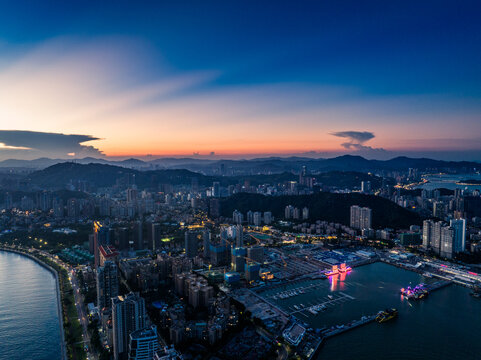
[{"x1": 0, "y1": 1, "x2": 480, "y2": 160}]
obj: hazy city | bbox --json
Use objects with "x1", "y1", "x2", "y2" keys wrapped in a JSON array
[{"x1": 1, "y1": 2, "x2": 481, "y2": 360}]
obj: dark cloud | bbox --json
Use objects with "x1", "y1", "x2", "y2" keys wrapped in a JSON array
[
  {"x1": 331, "y1": 131, "x2": 375, "y2": 148},
  {"x1": 329, "y1": 130, "x2": 389, "y2": 158},
  {"x1": 0, "y1": 130, "x2": 103, "y2": 159}
]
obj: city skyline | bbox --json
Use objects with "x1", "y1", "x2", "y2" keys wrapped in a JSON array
[{"x1": 1, "y1": 1, "x2": 481, "y2": 161}]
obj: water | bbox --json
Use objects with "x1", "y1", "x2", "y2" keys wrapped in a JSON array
[
  {"x1": 259, "y1": 262, "x2": 481, "y2": 359},
  {"x1": 416, "y1": 173, "x2": 481, "y2": 191},
  {"x1": 0, "y1": 251, "x2": 62, "y2": 360}
]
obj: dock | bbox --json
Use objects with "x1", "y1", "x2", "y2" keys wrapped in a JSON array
[
  {"x1": 425, "y1": 280, "x2": 452, "y2": 292},
  {"x1": 322, "y1": 314, "x2": 376, "y2": 338}
]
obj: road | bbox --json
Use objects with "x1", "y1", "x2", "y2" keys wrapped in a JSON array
[
  {"x1": 70, "y1": 267, "x2": 98, "y2": 360},
  {"x1": 39, "y1": 250, "x2": 98, "y2": 360}
]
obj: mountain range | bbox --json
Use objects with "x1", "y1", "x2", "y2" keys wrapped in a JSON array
[
  {"x1": 22, "y1": 163, "x2": 387, "y2": 190},
  {"x1": 0, "y1": 155, "x2": 479, "y2": 175}
]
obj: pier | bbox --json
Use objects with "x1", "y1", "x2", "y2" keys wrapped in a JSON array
[
  {"x1": 289, "y1": 291, "x2": 355, "y2": 316},
  {"x1": 425, "y1": 280, "x2": 452, "y2": 292},
  {"x1": 322, "y1": 314, "x2": 376, "y2": 338}
]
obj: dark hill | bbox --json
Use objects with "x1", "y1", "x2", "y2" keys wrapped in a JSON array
[
  {"x1": 28, "y1": 162, "x2": 217, "y2": 189},
  {"x1": 220, "y1": 192, "x2": 422, "y2": 229}
]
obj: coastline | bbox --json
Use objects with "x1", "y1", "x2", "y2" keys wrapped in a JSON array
[{"x1": 0, "y1": 247, "x2": 67, "y2": 360}]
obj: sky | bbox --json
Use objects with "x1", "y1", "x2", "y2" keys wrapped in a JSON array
[{"x1": 0, "y1": 1, "x2": 480, "y2": 161}]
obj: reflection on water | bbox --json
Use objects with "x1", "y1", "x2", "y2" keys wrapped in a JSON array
[{"x1": 329, "y1": 271, "x2": 349, "y2": 291}]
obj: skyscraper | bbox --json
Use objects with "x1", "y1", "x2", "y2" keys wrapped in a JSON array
[
  {"x1": 350, "y1": 205, "x2": 372, "y2": 230},
  {"x1": 361, "y1": 181, "x2": 371, "y2": 193},
  {"x1": 112, "y1": 293, "x2": 147, "y2": 360},
  {"x1": 440, "y1": 226, "x2": 455, "y2": 259},
  {"x1": 184, "y1": 231, "x2": 198, "y2": 258},
  {"x1": 263, "y1": 211, "x2": 272, "y2": 225},
  {"x1": 128, "y1": 325, "x2": 160, "y2": 360},
  {"x1": 235, "y1": 224, "x2": 244, "y2": 247},
  {"x1": 203, "y1": 229, "x2": 211, "y2": 258},
  {"x1": 97, "y1": 261, "x2": 119, "y2": 310},
  {"x1": 450, "y1": 218, "x2": 466, "y2": 253},
  {"x1": 94, "y1": 221, "x2": 110, "y2": 268},
  {"x1": 423, "y1": 219, "x2": 463, "y2": 258},
  {"x1": 212, "y1": 181, "x2": 220, "y2": 197},
  {"x1": 247, "y1": 246, "x2": 264, "y2": 264},
  {"x1": 253, "y1": 212, "x2": 262, "y2": 226}
]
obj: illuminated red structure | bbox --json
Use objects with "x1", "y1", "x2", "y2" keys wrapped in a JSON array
[{"x1": 325, "y1": 263, "x2": 352, "y2": 277}]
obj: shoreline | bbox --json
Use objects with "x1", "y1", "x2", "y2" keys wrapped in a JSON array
[{"x1": 0, "y1": 247, "x2": 67, "y2": 360}]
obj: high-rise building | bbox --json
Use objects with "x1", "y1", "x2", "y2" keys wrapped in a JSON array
[
  {"x1": 302, "y1": 207, "x2": 309, "y2": 220},
  {"x1": 151, "y1": 223, "x2": 161, "y2": 251},
  {"x1": 422, "y1": 220, "x2": 432, "y2": 249},
  {"x1": 235, "y1": 224, "x2": 244, "y2": 247},
  {"x1": 350, "y1": 205, "x2": 372, "y2": 230},
  {"x1": 232, "y1": 210, "x2": 244, "y2": 224},
  {"x1": 212, "y1": 182, "x2": 220, "y2": 197},
  {"x1": 284, "y1": 205, "x2": 294, "y2": 219},
  {"x1": 184, "y1": 231, "x2": 198, "y2": 258},
  {"x1": 253, "y1": 212, "x2": 262, "y2": 226},
  {"x1": 450, "y1": 218, "x2": 466, "y2": 253},
  {"x1": 231, "y1": 247, "x2": 246, "y2": 272},
  {"x1": 423, "y1": 219, "x2": 464, "y2": 258},
  {"x1": 202, "y1": 229, "x2": 211, "y2": 258},
  {"x1": 246, "y1": 210, "x2": 254, "y2": 224},
  {"x1": 133, "y1": 221, "x2": 143, "y2": 250},
  {"x1": 94, "y1": 221, "x2": 111, "y2": 268},
  {"x1": 112, "y1": 293, "x2": 147, "y2": 360},
  {"x1": 97, "y1": 261, "x2": 119, "y2": 310},
  {"x1": 361, "y1": 181, "x2": 371, "y2": 193},
  {"x1": 263, "y1": 211, "x2": 272, "y2": 225},
  {"x1": 209, "y1": 198, "x2": 220, "y2": 218},
  {"x1": 127, "y1": 188, "x2": 138, "y2": 204},
  {"x1": 99, "y1": 245, "x2": 119, "y2": 267},
  {"x1": 128, "y1": 325, "x2": 159, "y2": 360},
  {"x1": 440, "y1": 226, "x2": 455, "y2": 259},
  {"x1": 247, "y1": 246, "x2": 264, "y2": 264},
  {"x1": 245, "y1": 262, "x2": 260, "y2": 282}
]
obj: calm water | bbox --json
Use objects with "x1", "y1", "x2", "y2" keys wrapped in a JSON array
[
  {"x1": 417, "y1": 173, "x2": 481, "y2": 191},
  {"x1": 0, "y1": 251, "x2": 62, "y2": 360},
  {"x1": 260, "y1": 262, "x2": 481, "y2": 359}
]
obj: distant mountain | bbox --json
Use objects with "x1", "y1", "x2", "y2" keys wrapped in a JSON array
[
  {"x1": 27, "y1": 162, "x2": 218, "y2": 189},
  {"x1": 220, "y1": 192, "x2": 422, "y2": 229},
  {"x1": 26, "y1": 162, "x2": 388, "y2": 190},
  {"x1": 2, "y1": 155, "x2": 479, "y2": 175}
]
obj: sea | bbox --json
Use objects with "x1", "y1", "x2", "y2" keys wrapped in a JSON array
[
  {"x1": 416, "y1": 173, "x2": 481, "y2": 191},
  {"x1": 258, "y1": 262, "x2": 481, "y2": 360},
  {"x1": 1, "y1": 252, "x2": 480, "y2": 360},
  {"x1": 0, "y1": 251, "x2": 62, "y2": 360}
]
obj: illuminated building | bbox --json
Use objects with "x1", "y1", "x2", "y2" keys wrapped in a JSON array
[
  {"x1": 350, "y1": 205, "x2": 372, "y2": 230},
  {"x1": 97, "y1": 261, "x2": 119, "y2": 310},
  {"x1": 128, "y1": 325, "x2": 159, "y2": 360},
  {"x1": 112, "y1": 293, "x2": 147, "y2": 360}
]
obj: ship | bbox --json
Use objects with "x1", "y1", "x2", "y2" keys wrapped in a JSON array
[
  {"x1": 400, "y1": 284, "x2": 429, "y2": 300},
  {"x1": 376, "y1": 308, "x2": 398, "y2": 323}
]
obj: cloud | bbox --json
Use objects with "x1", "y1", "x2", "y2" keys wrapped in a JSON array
[
  {"x1": 0, "y1": 130, "x2": 103, "y2": 158},
  {"x1": 330, "y1": 131, "x2": 375, "y2": 148},
  {"x1": 329, "y1": 130, "x2": 390, "y2": 158},
  {"x1": 1, "y1": 38, "x2": 480, "y2": 159}
]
